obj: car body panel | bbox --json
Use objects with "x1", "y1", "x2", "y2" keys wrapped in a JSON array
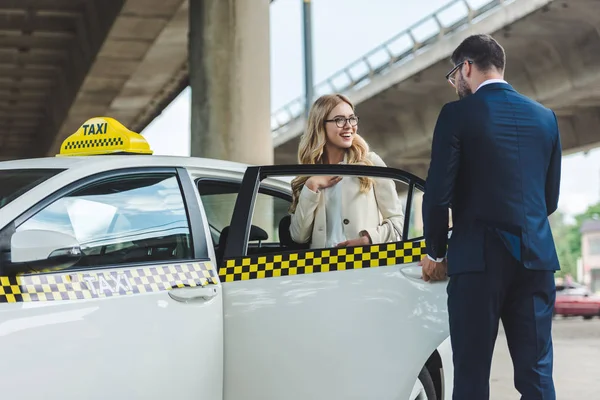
[
  {"x1": 555, "y1": 284, "x2": 600, "y2": 317},
  {"x1": 221, "y1": 259, "x2": 449, "y2": 400},
  {"x1": 0, "y1": 155, "x2": 453, "y2": 400},
  {"x1": 0, "y1": 263, "x2": 225, "y2": 400}
]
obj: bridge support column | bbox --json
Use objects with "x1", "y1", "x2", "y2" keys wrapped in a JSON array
[{"x1": 189, "y1": 0, "x2": 272, "y2": 165}]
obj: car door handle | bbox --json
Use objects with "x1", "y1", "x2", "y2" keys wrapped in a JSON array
[
  {"x1": 169, "y1": 286, "x2": 218, "y2": 302},
  {"x1": 399, "y1": 266, "x2": 423, "y2": 281}
]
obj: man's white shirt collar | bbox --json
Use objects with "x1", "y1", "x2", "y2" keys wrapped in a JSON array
[{"x1": 476, "y1": 78, "x2": 507, "y2": 92}]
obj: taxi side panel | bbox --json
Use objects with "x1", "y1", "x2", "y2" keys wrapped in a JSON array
[
  {"x1": 0, "y1": 278, "x2": 224, "y2": 400},
  {"x1": 0, "y1": 166, "x2": 224, "y2": 400}
]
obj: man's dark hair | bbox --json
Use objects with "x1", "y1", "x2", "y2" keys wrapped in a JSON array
[{"x1": 451, "y1": 34, "x2": 506, "y2": 72}]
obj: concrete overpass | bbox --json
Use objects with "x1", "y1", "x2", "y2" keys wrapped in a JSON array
[
  {"x1": 272, "y1": 0, "x2": 600, "y2": 178},
  {"x1": 0, "y1": 0, "x2": 272, "y2": 165},
  {"x1": 2, "y1": 0, "x2": 599, "y2": 177}
]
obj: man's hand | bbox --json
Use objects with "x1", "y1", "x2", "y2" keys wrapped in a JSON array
[{"x1": 418, "y1": 256, "x2": 448, "y2": 282}]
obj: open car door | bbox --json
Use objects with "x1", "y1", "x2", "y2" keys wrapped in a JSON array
[{"x1": 218, "y1": 163, "x2": 450, "y2": 400}]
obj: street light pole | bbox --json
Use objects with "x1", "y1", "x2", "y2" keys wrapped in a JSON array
[{"x1": 302, "y1": 0, "x2": 314, "y2": 118}]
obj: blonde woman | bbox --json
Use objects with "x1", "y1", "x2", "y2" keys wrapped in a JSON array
[{"x1": 289, "y1": 94, "x2": 405, "y2": 249}]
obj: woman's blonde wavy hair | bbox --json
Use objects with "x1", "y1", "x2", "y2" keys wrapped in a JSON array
[{"x1": 289, "y1": 94, "x2": 373, "y2": 214}]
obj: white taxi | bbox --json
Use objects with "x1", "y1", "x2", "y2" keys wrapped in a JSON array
[{"x1": 0, "y1": 117, "x2": 452, "y2": 400}]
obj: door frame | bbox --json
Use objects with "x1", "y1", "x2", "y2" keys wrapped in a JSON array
[{"x1": 223, "y1": 164, "x2": 425, "y2": 260}]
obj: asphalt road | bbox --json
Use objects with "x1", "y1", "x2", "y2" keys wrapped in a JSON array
[{"x1": 490, "y1": 317, "x2": 600, "y2": 399}]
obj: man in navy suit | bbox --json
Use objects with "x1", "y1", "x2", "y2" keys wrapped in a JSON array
[{"x1": 418, "y1": 34, "x2": 561, "y2": 399}]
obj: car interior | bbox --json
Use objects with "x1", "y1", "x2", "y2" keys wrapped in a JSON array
[{"x1": 196, "y1": 178, "x2": 309, "y2": 266}]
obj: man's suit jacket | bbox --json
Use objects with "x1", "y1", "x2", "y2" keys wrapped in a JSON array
[{"x1": 423, "y1": 82, "x2": 562, "y2": 275}]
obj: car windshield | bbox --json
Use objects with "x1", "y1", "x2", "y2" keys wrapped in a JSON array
[{"x1": 0, "y1": 169, "x2": 63, "y2": 209}]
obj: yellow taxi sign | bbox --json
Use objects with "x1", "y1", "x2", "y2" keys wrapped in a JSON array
[{"x1": 57, "y1": 117, "x2": 153, "y2": 157}]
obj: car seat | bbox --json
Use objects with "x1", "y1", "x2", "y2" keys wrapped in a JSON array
[
  {"x1": 216, "y1": 225, "x2": 270, "y2": 265},
  {"x1": 278, "y1": 215, "x2": 310, "y2": 250}
]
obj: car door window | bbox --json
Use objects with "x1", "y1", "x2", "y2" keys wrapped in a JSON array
[
  {"x1": 15, "y1": 173, "x2": 192, "y2": 267},
  {"x1": 406, "y1": 186, "x2": 453, "y2": 240},
  {"x1": 196, "y1": 180, "x2": 240, "y2": 245},
  {"x1": 196, "y1": 178, "x2": 292, "y2": 265},
  {"x1": 222, "y1": 166, "x2": 430, "y2": 262},
  {"x1": 260, "y1": 173, "x2": 411, "y2": 251}
]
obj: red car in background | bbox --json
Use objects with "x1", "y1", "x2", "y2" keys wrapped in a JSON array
[{"x1": 554, "y1": 282, "x2": 600, "y2": 320}]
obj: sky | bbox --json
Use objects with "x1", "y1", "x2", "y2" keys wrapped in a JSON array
[{"x1": 140, "y1": 0, "x2": 600, "y2": 221}]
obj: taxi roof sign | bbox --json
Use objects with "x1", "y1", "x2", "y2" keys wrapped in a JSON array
[{"x1": 57, "y1": 117, "x2": 153, "y2": 157}]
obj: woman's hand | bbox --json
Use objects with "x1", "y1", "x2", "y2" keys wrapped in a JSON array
[
  {"x1": 336, "y1": 231, "x2": 372, "y2": 248},
  {"x1": 305, "y1": 176, "x2": 342, "y2": 192},
  {"x1": 336, "y1": 235, "x2": 370, "y2": 248}
]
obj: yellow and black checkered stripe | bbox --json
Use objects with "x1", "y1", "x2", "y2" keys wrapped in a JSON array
[
  {"x1": 63, "y1": 137, "x2": 124, "y2": 150},
  {"x1": 219, "y1": 239, "x2": 425, "y2": 283},
  {"x1": 0, "y1": 261, "x2": 217, "y2": 303}
]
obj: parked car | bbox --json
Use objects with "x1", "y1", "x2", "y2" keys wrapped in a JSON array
[
  {"x1": 554, "y1": 282, "x2": 600, "y2": 319},
  {"x1": 0, "y1": 117, "x2": 453, "y2": 400}
]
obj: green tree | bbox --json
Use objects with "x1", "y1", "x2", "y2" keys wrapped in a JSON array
[
  {"x1": 551, "y1": 202, "x2": 600, "y2": 278},
  {"x1": 575, "y1": 203, "x2": 600, "y2": 225},
  {"x1": 550, "y1": 210, "x2": 576, "y2": 278}
]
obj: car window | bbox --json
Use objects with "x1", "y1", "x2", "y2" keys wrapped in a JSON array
[
  {"x1": 569, "y1": 288, "x2": 589, "y2": 296},
  {"x1": 197, "y1": 179, "x2": 291, "y2": 241},
  {"x1": 250, "y1": 183, "x2": 292, "y2": 244},
  {"x1": 221, "y1": 167, "x2": 435, "y2": 266},
  {"x1": 0, "y1": 169, "x2": 63, "y2": 209},
  {"x1": 559, "y1": 286, "x2": 588, "y2": 296},
  {"x1": 406, "y1": 186, "x2": 453, "y2": 240},
  {"x1": 196, "y1": 178, "x2": 292, "y2": 263},
  {"x1": 407, "y1": 187, "x2": 424, "y2": 239},
  {"x1": 15, "y1": 173, "x2": 192, "y2": 267},
  {"x1": 242, "y1": 173, "x2": 414, "y2": 255},
  {"x1": 196, "y1": 180, "x2": 239, "y2": 245}
]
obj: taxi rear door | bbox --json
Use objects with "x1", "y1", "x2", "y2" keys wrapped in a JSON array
[
  {"x1": 0, "y1": 167, "x2": 223, "y2": 400},
  {"x1": 218, "y1": 164, "x2": 450, "y2": 400}
]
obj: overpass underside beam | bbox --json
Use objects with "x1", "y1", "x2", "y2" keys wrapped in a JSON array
[{"x1": 189, "y1": 0, "x2": 272, "y2": 166}]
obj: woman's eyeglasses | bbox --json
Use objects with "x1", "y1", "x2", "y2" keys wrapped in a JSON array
[{"x1": 325, "y1": 116, "x2": 359, "y2": 128}]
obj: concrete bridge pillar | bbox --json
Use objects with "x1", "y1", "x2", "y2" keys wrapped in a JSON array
[{"x1": 189, "y1": 0, "x2": 272, "y2": 165}]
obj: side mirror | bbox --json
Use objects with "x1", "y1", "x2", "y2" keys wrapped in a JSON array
[{"x1": 10, "y1": 229, "x2": 82, "y2": 270}]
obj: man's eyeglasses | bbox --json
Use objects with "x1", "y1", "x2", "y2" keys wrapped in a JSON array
[
  {"x1": 325, "y1": 116, "x2": 359, "y2": 128},
  {"x1": 445, "y1": 60, "x2": 473, "y2": 87}
]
